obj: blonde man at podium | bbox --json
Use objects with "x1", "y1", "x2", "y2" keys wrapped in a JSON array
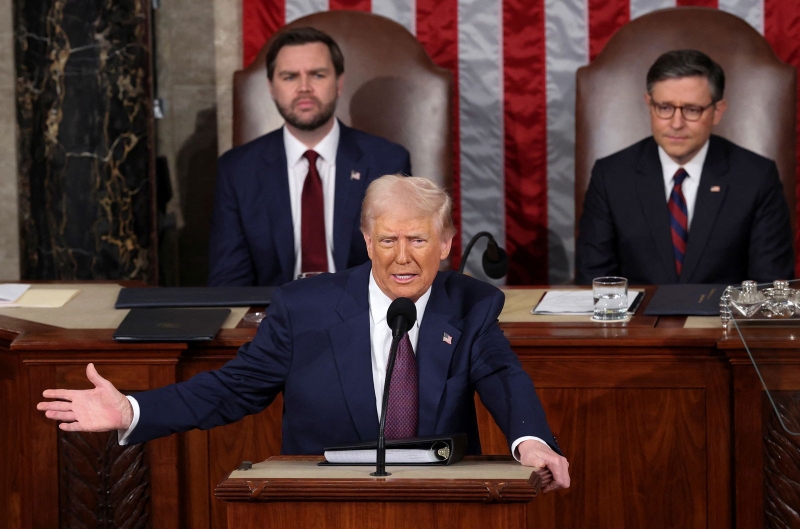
[{"x1": 38, "y1": 175, "x2": 570, "y2": 492}]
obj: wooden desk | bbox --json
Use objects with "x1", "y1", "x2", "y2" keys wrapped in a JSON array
[{"x1": 0, "y1": 284, "x2": 796, "y2": 529}]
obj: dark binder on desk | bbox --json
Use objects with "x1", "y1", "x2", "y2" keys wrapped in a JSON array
[
  {"x1": 113, "y1": 308, "x2": 231, "y2": 342},
  {"x1": 321, "y1": 433, "x2": 468, "y2": 466},
  {"x1": 643, "y1": 284, "x2": 727, "y2": 316},
  {"x1": 115, "y1": 287, "x2": 274, "y2": 309}
]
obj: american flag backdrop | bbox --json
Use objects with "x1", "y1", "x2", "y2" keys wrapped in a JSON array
[{"x1": 241, "y1": 0, "x2": 800, "y2": 285}]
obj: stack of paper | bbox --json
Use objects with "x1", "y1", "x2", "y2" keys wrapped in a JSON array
[
  {"x1": 532, "y1": 290, "x2": 643, "y2": 315},
  {"x1": 0, "y1": 284, "x2": 31, "y2": 305},
  {"x1": 0, "y1": 285, "x2": 80, "y2": 308}
]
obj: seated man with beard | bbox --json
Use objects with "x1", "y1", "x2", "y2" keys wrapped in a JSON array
[{"x1": 208, "y1": 27, "x2": 411, "y2": 286}]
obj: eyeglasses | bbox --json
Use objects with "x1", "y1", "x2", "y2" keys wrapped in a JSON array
[{"x1": 650, "y1": 100, "x2": 716, "y2": 122}]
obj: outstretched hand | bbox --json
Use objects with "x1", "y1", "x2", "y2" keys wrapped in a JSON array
[
  {"x1": 518, "y1": 439, "x2": 570, "y2": 493},
  {"x1": 37, "y1": 363, "x2": 134, "y2": 432}
]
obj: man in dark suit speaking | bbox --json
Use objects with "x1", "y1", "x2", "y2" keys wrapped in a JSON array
[
  {"x1": 576, "y1": 49, "x2": 793, "y2": 285},
  {"x1": 38, "y1": 175, "x2": 570, "y2": 492},
  {"x1": 209, "y1": 27, "x2": 411, "y2": 286}
]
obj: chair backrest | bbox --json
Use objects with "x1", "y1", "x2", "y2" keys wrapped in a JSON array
[
  {"x1": 233, "y1": 11, "x2": 453, "y2": 188},
  {"x1": 575, "y1": 7, "x2": 796, "y2": 229}
]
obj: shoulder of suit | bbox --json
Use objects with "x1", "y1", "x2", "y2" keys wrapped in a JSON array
[
  {"x1": 218, "y1": 128, "x2": 283, "y2": 167},
  {"x1": 437, "y1": 270, "x2": 504, "y2": 315},
  {"x1": 709, "y1": 134, "x2": 775, "y2": 169},
  {"x1": 340, "y1": 123, "x2": 410, "y2": 158},
  {"x1": 595, "y1": 136, "x2": 654, "y2": 167}
]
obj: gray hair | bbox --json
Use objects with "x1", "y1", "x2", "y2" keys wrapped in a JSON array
[
  {"x1": 360, "y1": 175, "x2": 456, "y2": 239},
  {"x1": 646, "y1": 49, "x2": 725, "y2": 102}
]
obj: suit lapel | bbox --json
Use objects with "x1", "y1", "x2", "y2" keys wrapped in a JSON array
[
  {"x1": 681, "y1": 138, "x2": 728, "y2": 283},
  {"x1": 635, "y1": 139, "x2": 679, "y2": 283},
  {"x1": 332, "y1": 123, "x2": 367, "y2": 271},
  {"x1": 328, "y1": 264, "x2": 379, "y2": 441},
  {"x1": 260, "y1": 132, "x2": 295, "y2": 282},
  {"x1": 416, "y1": 279, "x2": 461, "y2": 437}
]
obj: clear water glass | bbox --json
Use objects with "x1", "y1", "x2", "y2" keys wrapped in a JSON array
[{"x1": 592, "y1": 276, "x2": 628, "y2": 321}]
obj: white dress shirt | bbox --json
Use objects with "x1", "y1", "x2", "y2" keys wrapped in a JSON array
[
  {"x1": 658, "y1": 140, "x2": 709, "y2": 229},
  {"x1": 284, "y1": 120, "x2": 340, "y2": 277}
]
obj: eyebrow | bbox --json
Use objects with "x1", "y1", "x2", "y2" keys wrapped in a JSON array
[{"x1": 276, "y1": 66, "x2": 332, "y2": 77}]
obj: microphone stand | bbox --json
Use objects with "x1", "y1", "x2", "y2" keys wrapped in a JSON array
[{"x1": 372, "y1": 333, "x2": 402, "y2": 477}]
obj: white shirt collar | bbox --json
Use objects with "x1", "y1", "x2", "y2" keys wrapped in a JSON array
[
  {"x1": 658, "y1": 139, "x2": 710, "y2": 184},
  {"x1": 368, "y1": 270, "x2": 431, "y2": 330},
  {"x1": 283, "y1": 119, "x2": 340, "y2": 167}
]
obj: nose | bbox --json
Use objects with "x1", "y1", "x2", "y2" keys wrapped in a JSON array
[
  {"x1": 669, "y1": 109, "x2": 685, "y2": 129},
  {"x1": 395, "y1": 240, "x2": 411, "y2": 264},
  {"x1": 298, "y1": 74, "x2": 312, "y2": 92}
]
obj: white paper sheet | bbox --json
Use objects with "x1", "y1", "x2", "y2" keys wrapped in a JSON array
[
  {"x1": 532, "y1": 289, "x2": 642, "y2": 315},
  {"x1": 0, "y1": 284, "x2": 31, "y2": 304}
]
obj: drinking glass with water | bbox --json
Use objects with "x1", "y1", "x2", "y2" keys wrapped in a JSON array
[{"x1": 592, "y1": 276, "x2": 628, "y2": 321}]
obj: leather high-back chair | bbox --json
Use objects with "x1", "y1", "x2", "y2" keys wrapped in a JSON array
[
  {"x1": 233, "y1": 11, "x2": 453, "y2": 188},
  {"x1": 575, "y1": 7, "x2": 796, "y2": 230}
]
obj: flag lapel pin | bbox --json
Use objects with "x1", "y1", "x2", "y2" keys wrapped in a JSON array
[
  {"x1": 443, "y1": 333, "x2": 452, "y2": 345},
  {"x1": 710, "y1": 185, "x2": 721, "y2": 192},
  {"x1": 350, "y1": 170, "x2": 361, "y2": 181}
]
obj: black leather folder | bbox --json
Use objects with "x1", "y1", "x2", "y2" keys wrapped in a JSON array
[
  {"x1": 113, "y1": 308, "x2": 231, "y2": 342},
  {"x1": 643, "y1": 284, "x2": 727, "y2": 316},
  {"x1": 114, "y1": 287, "x2": 274, "y2": 309},
  {"x1": 321, "y1": 433, "x2": 468, "y2": 466}
]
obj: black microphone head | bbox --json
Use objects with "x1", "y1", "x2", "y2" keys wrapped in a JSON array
[
  {"x1": 482, "y1": 245, "x2": 509, "y2": 279},
  {"x1": 386, "y1": 297, "x2": 417, "y2": 337}
]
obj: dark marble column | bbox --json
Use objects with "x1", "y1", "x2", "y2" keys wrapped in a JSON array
[{"x1": 14, "y1": 0, "x2": 156, "y2": 282}]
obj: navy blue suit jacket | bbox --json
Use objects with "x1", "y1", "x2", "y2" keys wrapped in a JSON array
[
  {"x1": 208, "y1": 122, "x2": 411, "y2": 286},
  {"x1": 576, "y1": 135, "x2": 794, "y2": 285},
  {"x1": 129, "y1": 262, "x2": 559, "y2": 456}
]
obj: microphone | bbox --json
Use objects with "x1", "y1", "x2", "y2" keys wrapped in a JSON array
[
  {"x1": 372, "y1": 297, "x2": 417, "y2": 477},
  {"x1": 458, "y1": 231, "x2": 509, "y2": 279}
]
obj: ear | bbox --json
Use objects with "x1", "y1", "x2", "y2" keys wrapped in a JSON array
[
  {"x1": 336, "y1": 74, "x2": 345, "y2": 97},
  {"x1": 268, "y1": 78, "x2": 276, "y2": 100},
  {"x1": 644, "y1": 92, "x2": 652, "y2": 106},
  {"x1": 712, "y1": 99, "x2": 727, "y2": 126},
  {"x1": 363, "y1": 230, "x2": 374, "y2": 261},
  {"x1": 439, "y1": 235, "x2": 453, "y2": 261}
]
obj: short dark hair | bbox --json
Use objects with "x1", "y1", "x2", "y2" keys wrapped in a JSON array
[
  {"x1": 646, "y1": 49, "x2": 725, "y2": 102},
  {"x1": 266, "y1": 27, "x2": 345, "y2": 80}
]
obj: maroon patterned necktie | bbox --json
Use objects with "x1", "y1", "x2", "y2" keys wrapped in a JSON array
[
  {"x1": 384, "y1": 332, "x2": 419, "y2": 439},
  {"x1": 668, "y1": 168, "x2": 689, "y2": 276},
  {"x1": 300, "y1": 150, "x2": 327, "y2": 273}
]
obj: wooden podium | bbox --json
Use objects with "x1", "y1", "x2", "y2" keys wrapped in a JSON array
[{"x1": 215, "y1": 456, "x2": 546, "y2": 529}]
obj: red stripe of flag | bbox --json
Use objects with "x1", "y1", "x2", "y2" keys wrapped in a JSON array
[
  {"x1": 503, "y1": 0, "x2": 548, "y2": 283},
  {"x1": 588, "y1": 0, "x2": 629, "y2": 62},
  {"x1": 676, "y1": 0, "x2": 718, "y2": 7},
  {"x1": 416, "y1": 0, "x2": 462, "y2": 268},
  {"x1": 329, "y1": 0, "x2": 371, "y2": 11},
  {"x1": 764, "y1": 0, "x2": 800, "y2": 276},
  {"x1": 243, "y1": 0, "x2": 284, "y2": 67}
]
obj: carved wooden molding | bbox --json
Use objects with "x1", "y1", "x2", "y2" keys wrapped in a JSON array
[{"x1": 58, "y1": 430, "x2": 150, "y2": 529}]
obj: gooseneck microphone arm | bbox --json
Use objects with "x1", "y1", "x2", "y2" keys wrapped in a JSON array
[
  {"x1": 372, "y1": 297, "x2": 417, "y2": 477},
  {"x1": 458, "y1": 231, "x2": 509, "y2": 279}
]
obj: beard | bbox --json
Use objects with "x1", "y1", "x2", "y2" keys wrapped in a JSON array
[{"x1": 275, "y1": 96, "x2": 337, "y2": 132}]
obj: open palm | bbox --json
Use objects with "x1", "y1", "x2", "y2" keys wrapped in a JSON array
[{"x1": 37, "y1": 363, "x2": 134, "y2": 432}]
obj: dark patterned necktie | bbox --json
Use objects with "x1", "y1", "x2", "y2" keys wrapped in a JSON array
[
  {"x1": 300, "y1": 150, "x2": 327, "y2": 273},
  {"x1": 384, "y1": 332, "x2": 418, "y2": 439},
  {"x1": 668, "y1": 168, "x2": 689, "y2": 276}
]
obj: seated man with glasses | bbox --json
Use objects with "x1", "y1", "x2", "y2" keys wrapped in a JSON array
[{"x1": 576, "y1": 49, "x2": 793, "y2": 285}]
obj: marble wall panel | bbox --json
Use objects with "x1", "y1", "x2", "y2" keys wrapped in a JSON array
[
  {"x1": 0, "y1": 0, "x2": 19, "y2": 280},
  {"x1": 14, "y1": 0, "x2": 157, "y2": 281},
  {"x1": 213, "y1": 0, "x2": 241, "y2": 155}
]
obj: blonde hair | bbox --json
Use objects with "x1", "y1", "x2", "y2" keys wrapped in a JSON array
[{"x1": 360, "y1": 175, "x2": 456, "y2": 239}]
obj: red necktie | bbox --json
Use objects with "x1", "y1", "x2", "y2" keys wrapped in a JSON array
[
  {"x1": 301, "y1": 150, "x2": 327, "y2": 273},
  {"x1": 668, "y1": 168, "x2": 689, "y2": 276},
  {"x1": 384, "y1": 332, "x2": 419, "y2": 439}
]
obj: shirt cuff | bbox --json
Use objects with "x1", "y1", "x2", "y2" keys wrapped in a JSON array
[
  {"x1": 511, "y1": 436, "x2": 548, "y2": 462},
  {"x1": 117, "y1": 395, "x2": 141, "y2": 446}
]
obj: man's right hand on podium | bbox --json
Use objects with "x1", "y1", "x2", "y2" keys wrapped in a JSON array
[{"x1": 37, "y1": 363, "x2": 133, "y2": 432}]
